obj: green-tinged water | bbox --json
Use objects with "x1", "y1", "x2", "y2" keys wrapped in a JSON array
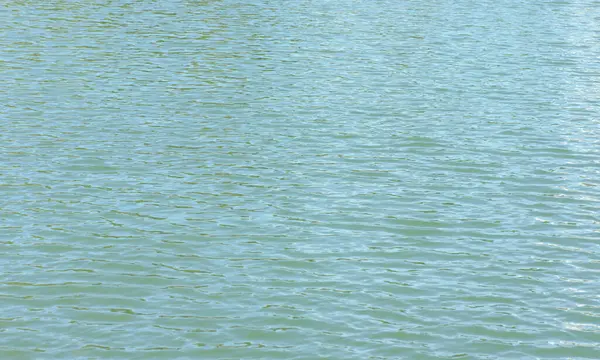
[{"x1": 1, "y1": 0, "x2": 599, "y2": 358}]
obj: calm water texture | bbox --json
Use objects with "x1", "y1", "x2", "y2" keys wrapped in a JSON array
[{"x1": 1, "y1": 0, "x2": 600, "y2": 359}]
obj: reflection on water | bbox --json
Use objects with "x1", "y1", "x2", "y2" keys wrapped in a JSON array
[{"x1": 1, "y1": 0, "x2": 599, "y2": 358}]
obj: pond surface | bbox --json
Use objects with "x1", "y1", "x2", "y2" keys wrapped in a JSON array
[{"x1": 1, "y1": 0, "x2": 599, "y2": 358}]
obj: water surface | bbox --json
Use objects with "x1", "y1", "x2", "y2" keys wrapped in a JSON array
[{"x1": 1, "y1": 0, "x2": 599, "y2": 358}]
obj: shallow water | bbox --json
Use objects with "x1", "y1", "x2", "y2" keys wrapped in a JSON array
[{"x1": 1, "y1": 0, "x2": 599, "y2": 358}]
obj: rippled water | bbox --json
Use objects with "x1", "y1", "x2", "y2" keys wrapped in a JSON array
[{"x1": 2, "y1": 0, "x2": 599, "y2": 358}]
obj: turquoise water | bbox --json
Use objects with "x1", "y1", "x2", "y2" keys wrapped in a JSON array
[{"x1": 1, "y1": 0, "x2": 599, "y2": 358}]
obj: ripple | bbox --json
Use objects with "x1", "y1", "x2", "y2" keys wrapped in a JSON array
[{"x1": 2, "y1": 0, "x2": 600, "y2": 358}]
